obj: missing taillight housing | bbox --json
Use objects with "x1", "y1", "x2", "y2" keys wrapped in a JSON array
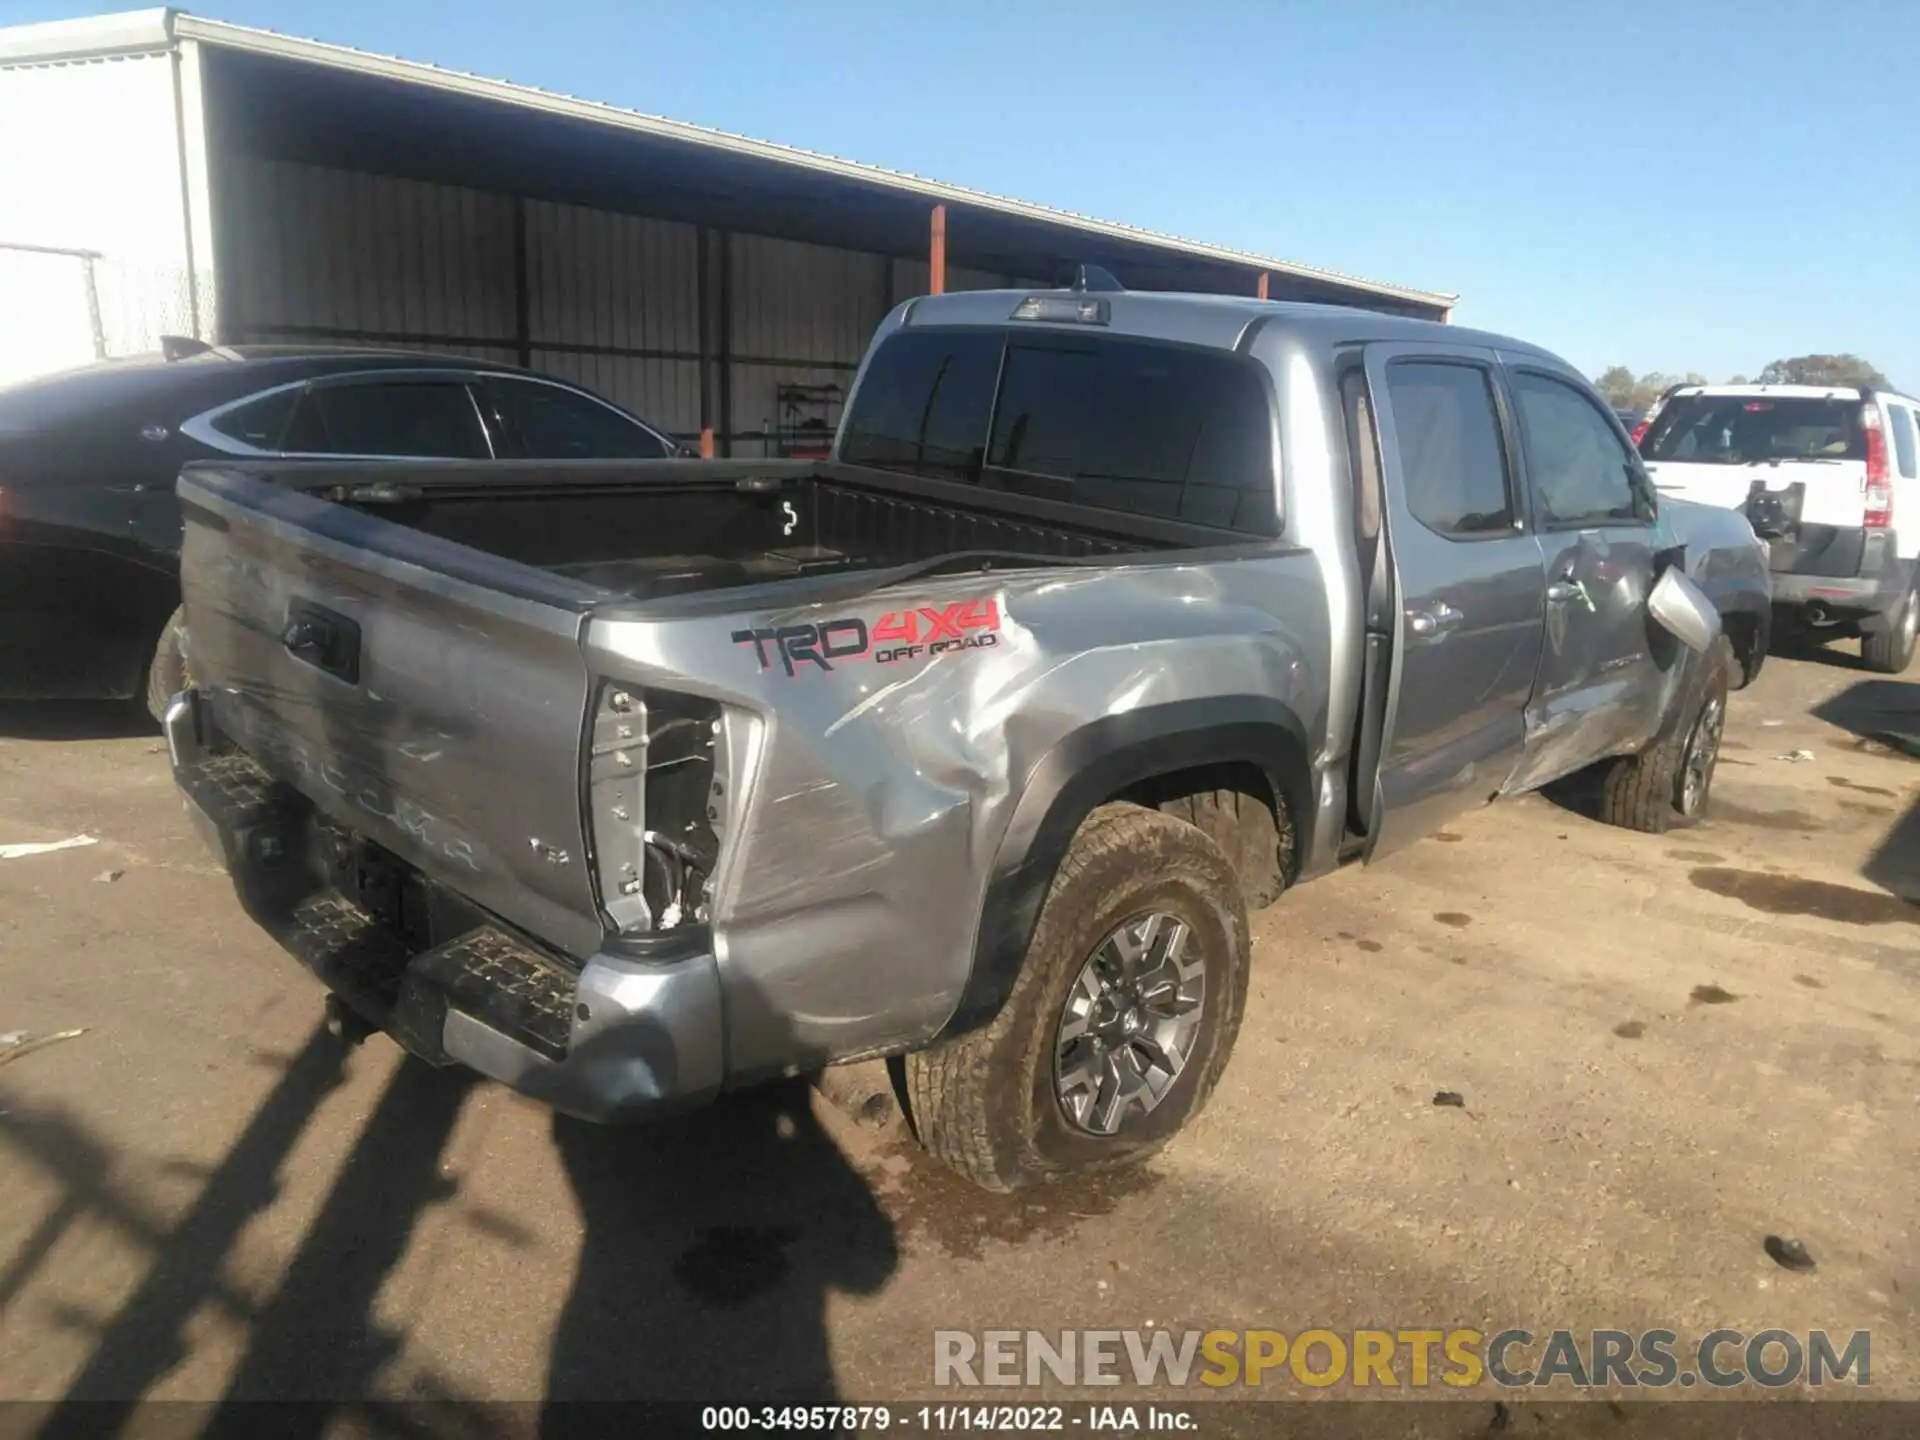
[
  {"x1": 1862, "y1": 404, "x2": 1893, "y2": 528},
  {"x1": 587, "y1": 684, "x2": 726, "y2": 933}
]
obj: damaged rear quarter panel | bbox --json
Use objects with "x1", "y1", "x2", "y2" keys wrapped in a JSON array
[{"x1": 586, "y1": 552, "x2": 1329, "y2": 1078}]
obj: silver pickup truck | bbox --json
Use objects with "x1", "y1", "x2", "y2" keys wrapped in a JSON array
[{"x1": 166, "y1": 284, "x2": 1769, "y2": 1190}]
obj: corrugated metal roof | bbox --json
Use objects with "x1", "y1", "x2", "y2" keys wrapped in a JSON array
[{"x1": 0, "y1": 8, "x2": 1456, "y2": 312}]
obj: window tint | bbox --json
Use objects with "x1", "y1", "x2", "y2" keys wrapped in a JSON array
[
  {"x1": 985, "y1": 338, "x2": 1276, "y2": 533},
  {"x1": 1382, "y1": 362, "x2": 1513, "y2": 538},
  {"x1": 291, "y1": 382, "x2": 490, "y2": 459},
  {"x1": 207, "y1": 387, "x2": 299, "y2": 450},
  {"x1": 1641, "y1": 394, "x2": 1864, "y2": 463},
  {"x1": 1888, "y1": 405, "x2": 1917, "y2": 479},
  {"x1": 490, "y1": 379, "x2": 669, "y2": 459},
  {"x1": 839, "y1": 329, "x2": 1001, "y2": 482},
  {"x1": 1512, "y1": 371, "x2": 1641, "y2": 527}
]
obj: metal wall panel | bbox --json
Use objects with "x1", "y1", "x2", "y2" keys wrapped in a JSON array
[
  {"x1": 890, "y1": 258, "x2": 1025, "y2": 299},
  {"x1": 726, "y1": 362, "x2": 854, "y2": 456},
  {"x1": 729, "y1": 233, "x2": 886, "y2": 364},
  {"x1": 530, "y1": 349, "x2": 702, "y2": 438},
  {"x1": 225, "y1": 157, "x2": 516, "y2": 341},
  {"x1": 526, "y1": 201, "x2": 698, "y2": 356}
]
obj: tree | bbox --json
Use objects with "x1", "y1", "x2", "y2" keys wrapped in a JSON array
[
  {"x1": 1728, "y1": 374, "x2": 1749, "y2": 385},
  {"x1": 1755, "y1": 354, "x2": 1888, "y2": 388},
  {"x1": 1595, "y1": 366, "x2": 1638, "y2": 407}
]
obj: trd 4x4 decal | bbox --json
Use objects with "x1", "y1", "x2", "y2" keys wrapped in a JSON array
[{"x1": 733, "y1": 598, "x2": 1000, "y2": 677}]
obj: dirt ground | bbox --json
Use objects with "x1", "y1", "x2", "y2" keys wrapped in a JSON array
[{"x1": 1, "y1": 645, "x2": 1915, "y2": 1424}]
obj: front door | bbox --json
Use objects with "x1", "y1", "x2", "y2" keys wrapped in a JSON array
[
  {"x1": 1363, "y1": 345, "x2": 1546, "y2": 859},
  {"x1": 1499, "y1": 364, "x2": 1666, "y2": 792}
]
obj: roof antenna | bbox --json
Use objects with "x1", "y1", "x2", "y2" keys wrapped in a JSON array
[{"x1": 1069, "y1": 264, "x2": 1125, "y2": 294}]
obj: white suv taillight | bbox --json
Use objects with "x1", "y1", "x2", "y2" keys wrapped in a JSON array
[{"x1": 1862, "y1": 403, "x2": 1893, "y2": 528}]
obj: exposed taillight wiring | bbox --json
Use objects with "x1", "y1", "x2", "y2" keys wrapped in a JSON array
[{"x1": 1862, "y1": 404, "x2": 1893, "y2": 528}]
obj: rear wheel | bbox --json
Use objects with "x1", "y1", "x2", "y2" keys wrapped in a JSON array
[
  {"x1": 1861, "y1": 587, "x2": 1918, "y2": 674},
  {"x1": 906, "y1": 803, "x2": 1250, "y2": 1191},
  {"x1": 1596, "y1": 638, "x2": 1732, "y2": 835}
]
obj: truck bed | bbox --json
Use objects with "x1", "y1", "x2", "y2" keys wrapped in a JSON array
[
  {"x1": 171, "y1": 455, "x2": 1220, "y2": 975},
  {"x1": 214, "y1": 458, "x2": 1178, "y2": 605}
]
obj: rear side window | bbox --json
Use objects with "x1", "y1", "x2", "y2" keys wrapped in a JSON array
[
  {"x1": 206, "y1": 387, "x2": 299, "y2": 450},
  {"x1": 487, "y1": 379, "x2": 669, "y2": 460},
  {"x1": 287, "y1": 382, "x2": 490, "y2": 459},
  {"x1": 985, "y1": 338, "x2": 1277, "y2": 533},
  {"x1": 1641, "y1": 395, "x2": 1864, "y2": 463},
  {"x1": 1888, "y1": 404, "x2": 1917, "y2": 479},
  {"x1": 839, "y1": 329, "x2": 1000, "y2": 483},
  {"x1": 1382, "y1": 361, "x2": 1513, "y2": 538}
]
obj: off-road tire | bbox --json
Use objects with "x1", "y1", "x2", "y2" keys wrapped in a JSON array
[
  {"x1": 144, "y1": 606, "x2": 193, "y2": 725},
  {"x1": 906, "y1": 803, "x2": 1251, "y2": 1192},
  {"x1": 1596, "y1": 637, "x2": 1732, "y2": 835},
  {"x1": 1860, "y1": 587, "x2": 1918, "y2": 675}
]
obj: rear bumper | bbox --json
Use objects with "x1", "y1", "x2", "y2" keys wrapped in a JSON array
[
  {"x1": 165, "y1": 691, "x2": 724, "y2": 1123},
  {"x1": 1770, "y1": 529, "x2": 1912, "y2": 628}
]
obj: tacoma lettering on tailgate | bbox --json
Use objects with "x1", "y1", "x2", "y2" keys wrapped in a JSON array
[{"x1": 733, "y1": 598, "x2": 1000, "y2": 677}]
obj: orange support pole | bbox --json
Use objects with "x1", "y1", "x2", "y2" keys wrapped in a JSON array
[
  {"x1": 699, "y1": 426, "x2": 715, "y2": 459},
  {"x1": 1256, "y1": 271, "x2": 1270, "y2": 300},
  {"x1": 930, "y1": 204, "x2": 947, "y2": 295}
]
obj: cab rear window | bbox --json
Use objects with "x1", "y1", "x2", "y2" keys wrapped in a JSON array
[
  {"x1": 1640, "y1": 395, "x2": 1864, "y2": 464},
  {"x1": 841, "y1": 326, "x2": 1279, "y2": 535}
]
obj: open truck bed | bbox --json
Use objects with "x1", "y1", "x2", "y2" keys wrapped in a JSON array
[{"x1": 215, "y1": 457, "x2": 1167, "y2": 605}]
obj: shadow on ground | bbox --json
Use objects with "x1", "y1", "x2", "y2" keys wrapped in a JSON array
[
  {"x1": 0, "y1": 701, "x2": 156, "y2": 743},
  {"x1": 4, "y1": 1020, "x2": 896, "y2": 1438},
  {"x1": 1811, "y1": 678, "x2": 1920, "y2": 903}
]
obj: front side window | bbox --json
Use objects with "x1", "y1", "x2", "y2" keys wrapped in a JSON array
[
  {"x1": 985, "y1": 337, "x2": 1276, "y2": 533},
  {"x1": 488, "y1": 379, "x2": 669, "y2": 459},
  {"x1": 1888, "y1": 404, "x2": 1917, "y2": 479},
  {"x1": 839, "y1": 329, "x2": 1001, "y2": 483},
  {"x1": 1512, "y1": 371, "x2": 1641, "y2": 527},
  {"x1": 1381, "y1": 361, "x2": 1513, "y2": 538},
  {"x1": 287, "y1": 381, "x2": 490, "y2": 459}
]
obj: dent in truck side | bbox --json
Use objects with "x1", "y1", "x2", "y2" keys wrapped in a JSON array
[{"x1": 583, "y1": 551, "x2": 1332, "y2": 1078}]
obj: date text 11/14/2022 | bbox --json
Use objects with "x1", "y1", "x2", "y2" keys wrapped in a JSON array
[
  {"x1": 700, "y1": 1404, "x2": 1197, "y2": 1431},
  {"x1": 733, "y1": 598, "x2": 1002, "y2": 677}
]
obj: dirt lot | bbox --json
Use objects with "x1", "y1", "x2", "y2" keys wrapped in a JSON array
[{"x1": 1, "y1": 647, "x2": 1915, "y2": 1422}]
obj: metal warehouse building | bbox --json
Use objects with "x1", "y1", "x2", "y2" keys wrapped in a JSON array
[{"x1": 0, "y1": 8, "x2": 1453, "y2": 453}]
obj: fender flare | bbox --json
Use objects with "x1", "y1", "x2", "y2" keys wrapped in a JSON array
[{"x1": 936, "y1": 696, "x2": 1316, "y2": 1040}]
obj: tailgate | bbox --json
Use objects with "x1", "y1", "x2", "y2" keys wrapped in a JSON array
[
  {"x1": 1648, "y1": 459, "x2": 1869, "y2": 528},
  {"x1": 177, "y1": 466, "x2": 607, "y2": 960}
]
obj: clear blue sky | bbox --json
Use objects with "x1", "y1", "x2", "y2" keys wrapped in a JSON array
[{"x1": 9, "y1": 0, "x2": 1917, "y2": 390}]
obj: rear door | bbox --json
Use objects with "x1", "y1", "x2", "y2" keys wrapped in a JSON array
[
  {"x1": 1501, "y1": 364, "x2": 1667, "y2": 786},
  {"x1": 1362, "y1": 343, "x2": 1546, "y2": 858}
]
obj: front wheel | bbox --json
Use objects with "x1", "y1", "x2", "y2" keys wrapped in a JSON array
[
  {"x1": 1861, "y1": 587, "x2": 1918, "y2": 674},
  {"x1": 906, "y1": 804, "x2": 1251, "y2": 1191},
  {"x1": 1596, "y1": 638, "x2": 1732, "y2": 835}
]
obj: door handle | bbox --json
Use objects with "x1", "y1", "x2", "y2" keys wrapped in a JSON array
[
  {"x1": 1406, "y1": 602, "x2": 1464, "y2": 637},
  {"x1": 1545, "y1": 580, "x2": 1584, "y2": 603}
]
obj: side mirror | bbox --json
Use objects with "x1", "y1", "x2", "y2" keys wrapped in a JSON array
[{"x1": 1647, "y1": 567, "x2": 1720, "y2": 654}]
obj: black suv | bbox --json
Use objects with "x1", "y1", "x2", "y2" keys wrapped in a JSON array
[{"x1": 0, "y1": 344, "x2": 686, "y2": 717}]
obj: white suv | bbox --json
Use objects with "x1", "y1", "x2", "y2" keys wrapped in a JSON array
[{"x1": 1637, "y1": 383, "x2": 1919, "y2": 673}]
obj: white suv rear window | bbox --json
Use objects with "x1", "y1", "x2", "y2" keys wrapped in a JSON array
[{"x1": 1641, "y1": 395, "x2": 1863, "y2": 464}]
